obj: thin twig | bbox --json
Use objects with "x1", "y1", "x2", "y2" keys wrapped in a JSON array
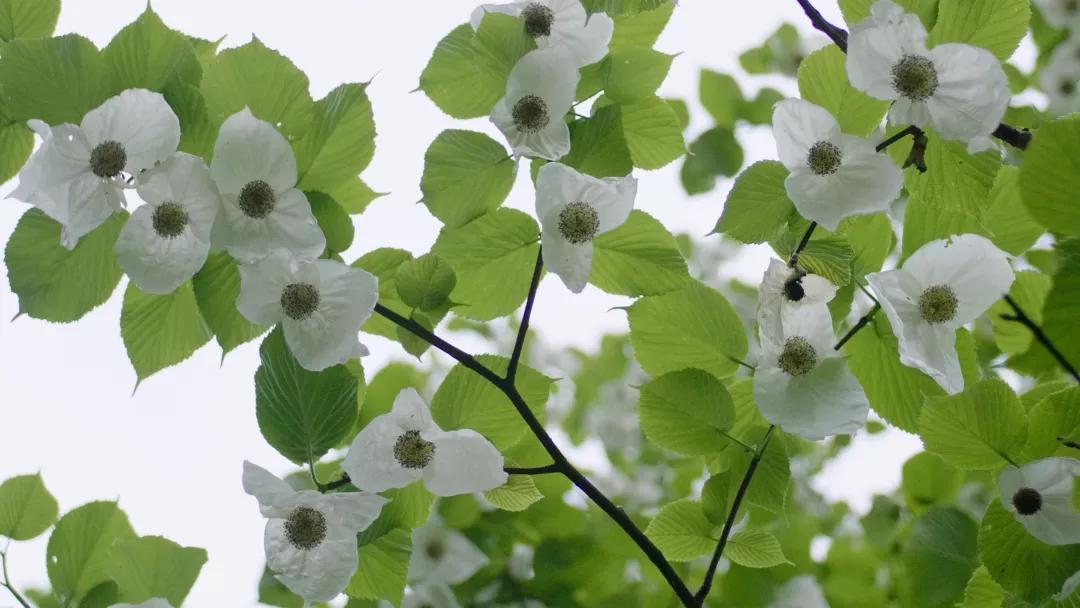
[
  {"x1": 321, "y1": 474, "x2": 352, "y2": 492},
  {"x1": 788, "y1": 221, "x2": 818, "y2": 267},
  {"x1": 875, "y1": 125, "x2": 921, "y2": 153},
  {"x1": 1001, "y1": 295, "x2": 1080, "y2": 383},
  {"x1": 0, "y1": 546, "x2": 32, "y2": 608},
  {"x1": 507, "y1": 248, "x2": 544, "y2": 384},
  {"x1": 834, "y1": 304, "x2": 880, "y2": 351},
  {"x1": 505, "y1": 464, "x2": 561, "y2": 475}
]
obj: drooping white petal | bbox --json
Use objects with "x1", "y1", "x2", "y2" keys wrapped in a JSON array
[
  {"x1": 389, "y1": 388, "x2": 438, "y2": 433},
  {"x1": 924, "y1": 43, "x2": 1010, "y2": 146},
  {"x1": 846, "y1": 0, "x2": 929, "y2": 100},
  {"x1": 901, "y1": 234, "x2": 1014, "y2": 326},
  {"x1": 265, "y1": 519, "x2": 359, "y2": 603},
  {"x1": 999, "y1": 458, "x2": 1080, "y2": 545},
  {"x1": 540, "y1": 222, "x2": 593, "y2": 293},
  {"x1": 210, "y1": 108, "x2": 298, "y2": 195},
  {"x1": 469, "y1": 1, "x2": 529, "y2": 28},
  {"x1": 535, "y1": 162, "x2": 636, "y2": 234},
  {"x1": 545, "y1": 0, "x2": 614, "y2": 67},
  {"x1": 772, "y1": 99, "x2": 842, "y2": 170},
  {"x1": 423, "y1": 429, "x2": 508, "y2": 496},
  {"x1": 409, "y1": 523, "x2": 490, "y2": 585},
  {"x1": 491, "y1": 48, "x2": 579, "y2": 160},
  {"x1": 242, "y1": 461, "x2": 298, "y2": 513},
  {"x1": 236, "y1": 250, "x2": 294, "y2": 325},
  {"x1": 754, "y1": 358, "x2": 870, "y2": 441},
  {"x1": 342, "y1": 413, "x2": 425, "y2": 493},
  {"x1": 81, "y1": 89, "x2": 180, "y2": 173}
]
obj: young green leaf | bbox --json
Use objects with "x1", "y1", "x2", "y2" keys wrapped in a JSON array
[
  {"x1": 979, "y1": 499, "x2": 1080, "y2": 602},
  {"x1": 120, "y1": 281, "x2": 213, "y2": 383},
  {"x1": 105, "y1": 536, "x2": 207, "y2": 607},
  {"x1": 0, "y1": 0, "x2": 60, "y2": 41},
  {"x1": 421, "y1": 130, "x2": 516, "y2": 228},
  {"x1": 294, "y1": 83, "x2": 376, "y2": 193},
  {"x1": 47, "y1": 502, "x2": 136, "y2": 605},
  {"x1": 797, "y1": 45, "x2": 889, "y2": 137},
  {"x1": 638, "y1": 369, "x2": 736, "y2": 455},
  {"x1": 919, "y1": 379, "x2": 1028, "y2": 470},
  {"x1": 591, "y1": 210, "x2": 690, "y2": 296},
  {"x1": 0, "y1": 473, "x2": 58, "y2": 541},
  {"x1": 726, "y1": 530, "x2": 791, "y2": 569},
  {"x1": 713, "y1": 161, "x2": 796, "y2": 243},
  {"x1": 644, "y1": 499, "x2": 717, "y2": 562}
]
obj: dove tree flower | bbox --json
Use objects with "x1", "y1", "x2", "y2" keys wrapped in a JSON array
[
  {"x1": 209, "y1": 108, "x2": 326, "y2": 263},
  {"x1": 759, "y1": 258, "x2": 838, "y2": 342},
  {"x1": 409, "y1": 521, "x2": 489, "y2": 585},
  {"x1": 866, "y1": 234, "x2": 1014, "y2": 394},
  {"x1": 342, "y1": 388, "x2": 507, "y2": 496},
  {"x1": 9, "y1": 88, "x2": 180, "y2": 249},
  {"x1": 114, "y1": 153, "x2": 221, "y2": 294},
  {"x1": 236, "y1": 250, "x2": 379, "y2": 372},
  {"x1": 1039, "y1": 36, "x2": 1080, "y2": 116},
  {"x1": 999, "y1": 457, "x2": 1080, "y2": 546},
  {"x1": 490, "y1": 48, "x2": 580, "y2": 160},
  {"x1": 1034, "y1": 0, "x2": 1080, "y2": 29},
  {"x1": 242, "y1": 461, "x2": 388, "y2": 603},
  {"x1": 535, "y1": 162, "x2": 637, "y2": 293},
  {"x1": 846, "y1": 0, "x2": 1010, "y2": 151},
  {"x1": 470, "y1": 0, "x2": 614, "y2": 67},
  {"x1": 772, "y1": 98, "x2": 903, "y2": 230}
]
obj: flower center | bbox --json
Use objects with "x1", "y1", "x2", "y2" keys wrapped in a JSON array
[
  {"x1": 806, "y1": 141, "x2": 842, "y2": 175},
  {"x1": 238, "y1": 180, "x2": 276, "y2": 219},
  {"x1": 918, "y1": 284, "x2": 958, "y2": 324},
  {"x1": 778, "y1": 336, "x2": 817, "y2": 376},
  {"x1": 512, "y1": 94, "x2": 550, "y2": 134},
  {"x1": 151, "y1": 202, "x2": 189, "y2": 239},
  {"x1": 557, "y1": 201, "x2": 600, "y2": 244},
  {"x1": 891, "y1": 54, "x2": 939, "y2": 101},
  {"x1": 280, "y1": 283, "x2": 320, "y2": 321},
  {"x1": 1067, "y1": 0, "x2": 1078, "y2": 13},
  {"x1": 89, "y1": 140, "x2": 127, "y2": 178},
  {"x1": 521, "y1": 2, "x2": 555, "y2": 37},
  {"x1": 425, "y1": 540, "x2": 445, "y2": 560},
  {"x1": 783, "y1": 276, "x2": 806, "y2": 302},
  {"x1": 1011, "y1": 487, "x2": 1043, "y2": 516},
  {"x1": 394, "y1": 430, "x2": 435, "y2": 469},
  {"x1": 1061, "y1": 80, "x2": 1077, "y2": 96},
  {"x1": 284, "y1": 506, "x2": 328, "y2": 550}
]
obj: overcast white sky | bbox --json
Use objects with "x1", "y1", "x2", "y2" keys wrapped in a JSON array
[{"x1": 0, "y1": 1, "x2": 926, "y2": 605}]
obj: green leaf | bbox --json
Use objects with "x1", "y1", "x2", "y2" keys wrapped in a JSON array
[
  {"x1": 163, "y1": 79, "x2": 217, "y2": 159},
  {"x1": 254, "y1": 328, "x2": 359, "y2": 464},
  {"x1": 771, "y1": 223, "x2": 855, "y2": 286},
  {"x1": 840, "y1": 213, "x2": 895, "y2": 274},
  {"x1": 628, "y1": 281, "x2": 748, "y2": 379},
  {"x1": 714, "y1": 431, "x2": 791, "y2": 514},
  {"x1": 420, "y1": 130, "x2": 516, "y2": 227},
  {"x1": 1009, "y1": 239, "x2": 1080, "y2": 378},
  {"x1": 699, "y1": 70, "x2": 743, "y2": 128},
  {"x1": 306, "y1": 191, "x2": 354, "y2": 254},
  {"x1": 353, "y1": 248, "x2": 413, "y2": 340},
  {"x1": 1023, "y1": 386, "x2": 1080, "y2": 460},
  {"x1": 192, "y1": 251, "x2": 268, "y2": 356},
  {"x1": 644, "y1": 499, "x2": 717, "y2": 562},
  {"x1": 120, "y1": 282, "x2": 213, "y2": 382},
  {"x1": 330, "y1": 177, "x2": 384, "y2": 215},
  {"x1": 294, "y1": 83, "x2": 375, "y2": 192},
  {"x1": 0, "y1": 116, "x2": 31, "y2": 184},
  {"x1": 346, "y1": 528, "x2": 411, "y2": 604},
  {"x1": 739, "y1": 23, "x2": 802, "y2": 76},
  {"x1": 104, "y1": 536, "x2": 207, "y2": 607},
  {"x1": 0, "y1": 33, "x2": 115, "y2": 126},
  {"x1": 726, "y1": 530, "x2": 791, "y2": 569},
  {"x1": 604, "y1": 47, "x2": 673, "y2": 103},
  {"x1": 46, "y1": 502, "x2": 136, "y2": 605},
  {"x1": 797, "y1": 45, "x2": 890, "y2": 136},
  {"x1": 80, "y1": 582, "x2": 119, "y2": 608},
  {"x1": 430, "y1": 355, "x2": 553, "y2": 450},
  {"x1": 985, "y1": 166, "x2": 1043, "y2": 256},
  {"x1": 619, "y1": 96, "x2": 686, "y2": 169},
  {"x1": 928, "y1": 0, "x2": 1029, "y2": 61},
  {"x1": 680, "y1": 127, "x2": 743, "y2": 195},
  {"x1": 903, "y1": 507, "x2": 979, "y2": 607},
  {"x1": 713, "y1": 161, "x2": 796, "y2": 244},
  {"x1": 563, "y1": 105, "x2": 633, "y2": 178},
  {"x1": 394, "y1": 253, "x2": 456, "y2": 312},
  {"x1": 591, "y1": 210, "x2": 690, "y2": 296},
  {"x1": 103, "y1": 8, "x2": 200, "y2": 92},
  {"x1": 200, "y1": 37, "x2": 314, "y2": 136},
  {"x1": 701, "y1": 472, "x2": 733, "y2": 526},
  {"x1": 639, "y1": 369, "x2": 736, "y2": 455},
  {"x1": 959, "y1": 566, "x2": 1004, "y2": 608},
  {"x1": 484, "y1": 475, "x2": 544, "y2": 511},
  {"x1": 901, "y1": 197, "x2": 989, "y2": 262},
  {"x1": 432, "y1": 208, "x2": 540, "y2": 320},
  {"x1": 0, "y1": 473, "x2": 58, "y2": 540},
  {"x1": 1020, "y1": 115, "x2": 1080, "y2": 236},
  {"x1": 900, "y1": 452, "x2": 963, "y2": 513},
  {"x1": 609, "y1": 1, "x2": 674, "y2": 49},
  {"x1": 395, "y1": 311, "x2": 435, "y2": 359},
  {"x1": 989, "y1": 271, "x2": 1051, "y2": 356},
  {"x1": 0, "y1": 0, "x2": 59, "y2": 41},
  {"x1": 979, "y1": 499, "x2": 1080, "y2": 602},
  {"x1": 919, "y1": 379, "x2": 1028, "y2": 470}
]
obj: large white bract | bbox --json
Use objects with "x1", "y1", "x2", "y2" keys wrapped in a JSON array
[
  {"x1": 998, "y1": 457, "x2": 1080, "y2": 546},
  {"x1": 490, "y1": 48, "x2": 580, "y2": 160},
  {"x1": 758, "y1": 258, "x2": 838, "y2": 350},
  {"x1": 408, "y1": 521, "x2": 489, "y2": 585},
  {"x1": 471, "y1": 0, "x2": 614, "y2": 67}
]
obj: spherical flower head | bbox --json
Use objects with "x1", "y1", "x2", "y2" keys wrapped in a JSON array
[
  {"x1": 236, "y1": 250, "x2": 379, "y2": 372},
  {"x1": 408, "y1": 522, "x2": 490, "y2": 585},
  {"x1": 534, "y1": 162, "x2": 637, "y2": 293},
  {"x1": 209, "y1": 108, "x2": 326, "y2": 263},
  {"x1": 471, "y1": 0, "x2": 614, "y2": 67},
  {"x1": 341, "y1": 388, "x2": 508, "y2": 497},
  {"x1": 490, "y1": 48, "x2": 580, "y2": 160},
  {"x1": 772, "y1": 99, "x2": 903, "y2": 231},
  {"x1": 866, "y1": 234, "x2": 1014, "y2": 394},
  {"x1": 242, "y1": 461, "x2": 388, "y2": 603},
  {"x1": 9, "y1": 89, "x2": 181, "y2": 249},
  {"x1": 998, "y1": 457, "x2": 1080, "y2": 545},
  {"x1": 845, "y1": 0, "x2": 1010, "y2": 150}
]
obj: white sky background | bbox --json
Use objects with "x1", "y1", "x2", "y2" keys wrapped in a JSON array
[{"x1": 0, "y1": 1, "x2": 927, "y2": 605}]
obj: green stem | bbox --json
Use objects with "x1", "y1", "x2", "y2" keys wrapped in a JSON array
[{"x1": 0, "y1": 546, "x2": 32, "y2": 608}]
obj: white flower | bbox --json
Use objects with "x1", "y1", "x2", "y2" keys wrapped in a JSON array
[
  {"x1": 209, "y1": 108, "x2": 325, "y2": 263},
  {"x1": 753, "y1": 303, "x2": 869, "y2": 440},
  {"x1": 491, "y1": 48, "x2": 580, "y2": 160},
  {"x1": 236, "y1": 250, "x2": 378, "y2": 372},
  {"x1": 242, "y1": 461, "x2": 388, "y2": 604},
  {"x1": 341, "y1": 388, "x2": 508, "y2": 496},
  {"x1": 409, "y1": 521, "x2": 489, "y2": 585},
  {"x1": 114, "y1": 153, "x2": 221, "y2": 294},
  {"x1": 759, "y1": 259, "x2": 838, "y2": 347},
  {"x1": 470, "y1": 0, "x2": 614, "y2": 67},
  {"x1": 866, "y1": 234, "x2": 1014, "y2": 394},
  {"x1": 401, "y1": 583, "x2": 461, "y2": 608},
  {"x1": 9, "y1": 89, "x2": 180, "y2": 249},
  {"x1": 113, "y1": 600, "x2": 173, "y2": 608},
  {"x1": 999, "y1": 457, "x2": 1080, "y2": 546},
  {"x1": 1039, "y1": 35, "x2": 1080, "y2": 116},
  {"x1": 535, "y1": 162, "x2": 636, "y2": 293},
  {"x1": 772, "y1": 99, "x2": 903, "y2": 231},
  {"x1": 846, "y1": 0, "x2": 1010, "y2": 151},
  {"x1": 1034, "y1": 0, "x2": 1080, "y2": 29},
  {"x1": 768, "y1": 575, "x2": 830, "y2": 608}
]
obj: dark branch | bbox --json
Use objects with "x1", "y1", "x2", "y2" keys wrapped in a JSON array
[
  {"x1": 834, "y1": 304, "x2": 880, "y2": 350},
  {"x1": 1001, "y1": 295, "x2": 1080, "y2": 383},
  {"x1": 505, "y1": 464, "x2": 561, "y2": 475},
  {"x1": 788, "y1": 221, "x2": 818, "y2": 267},
  {"x1": 320, "y1": 475, "x2": 352, "y2": 492},
  {"x1": 507, "y1": 248, "x2": 544, "y2": 384},
  {"x1": 875, "y1": 125, "x2": 922, "y2": 153}
]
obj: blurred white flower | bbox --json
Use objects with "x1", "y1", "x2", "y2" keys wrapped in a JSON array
[
  {"x1": 471, "y1": 0, "x2": 613, "y2": 67},
  {"x1": 401, "y1": 583, "x2": 461, "y2": 608},
  {"x1": 1039, "y1": 35, "x2": 1080, "y2": 116},
  {"x1": 999, "y1": 457, "x2": 1080, "y2": 546},
  {"x1": 491, "y1": 49, "x2": 579, "y2": 160},
  {"x1": 409, "y1": 521, "x2": 489, "y2": 584},
  {"x1": 1034, "y1": 0, "x2": 1080, "y2": 29},
  {"x1": 768, "y1": 575, "x2": 830, "y2": 608}
]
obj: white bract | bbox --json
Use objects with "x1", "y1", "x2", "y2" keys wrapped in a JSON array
[
  {"x1": 999, "y1": 457, "x2": 1080, "y2": 546},
  {"x1": 1034, "y1": 0, "x2": 1080, "y2": 29},
  {"x1": 846, "y1": 0, "x2": 1009, "y2": 151},
  {"x1": 772, "y1": 98, "x2": 903, "y2": 231},
  {"x1": 767, "y1": 575, "x2": 829, "y2": 608},
  {"x1": 113, "y1": 600, "x2": 173, "y2": 608},
  {"x1": 535, "y1": 162, "x2": 637, "y2": 293},
  {"x1": 754, "y1": 303, "x2": 869, "y2": 441},
  {"x1": 470, "y1": 0, "x2": 613, "y2": 67},
  {"x1": 114, "y1": 153, "x2": 221, "y2": 294},
  {"x1": 236, "y1": 250, "x2": 378, "y2": 372},
  {"x1": 400, "y1": 583, "x2": 461, "y2": 608},
  {"x1": 1039, "y1": 35, "x2": 1080, "y2": 116},
  {"x1": 9, "y1": 89, "x2": 180, "y2": 249},
  {"x1": 342, "y1": 388, "x2": 508, "y2": 496},
  {"x1": 409, "y1": 521, "x2": 489, "y2": 584},
  {"x1": 759, "y1": 258, "x2": 838, "y2": 345},
  {"x1": 491, "y1": 48, "x2": 580, "y2": 160},
  {"x1": 866, "y1": 234, "x2": 1014, "y2": 394},
  {"x1": 209, "y1": 108, "x2": 325, "y2": 263},
  {"x1": 242, "y1": 461, "x2": 388, "y2": 604}
]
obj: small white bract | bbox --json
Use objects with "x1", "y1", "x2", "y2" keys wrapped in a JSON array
[
  {"x1": 114, "y1": 153, "x2": 221, "y2": 295},
  {"x1": 998, "y1": 457, "x2": 1080, "y2": 546},
  {"x1": 9, "y1": 89, "x2": 180, "y2": 249},
  {"x1": 471, "y1": 0, "x2": 613, "y2": 67},
  {"x1": 767, "y1": 575, "x2": 829, "y2": 608},
  {"x1": 759, "y1": 258, "x2": 838, "y2": 350},
  {"x1": 491, "y1": 48, "x2": 580, "y2": 160},
  {"x1": 242, "y1": 461, "x2": 388, "y2": 604},
  {"x1": 846, "y1": 0, "x2": 1010, "y2": 151},
  {"x1": 772, "y1": 98, "x2": 903, "y2": 231},
  {"x1": 113, "y1": 600, "x2": 173, "y2": 608},
  {"x1": 236, "y1": 250, "x2": 379, "y2": 372},
  {"x1": 866, "y1": 234, "x2": 1014, "y2": 394},
  {"x1": 409, "y1": 521, "x2": 489, "y2": 585},
  {"x1": 401, "y1": 583, "x2": 461, "y2": 608},
  {"x1": 341, "y1": 388, "x2": 508, "y2": 496},
  {"x1": 209, "y1": 108, "x2": 326, "y2": 263},
  {"x1": 535, "y1": 162, "x2": 637, "y2": 293},
  {"x1": 1039, "y1": 35, "x2": 1080, "y2": 116},
  {"x1": 1034, "y1": 0, "x2": 1080, "y2": 29}
]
